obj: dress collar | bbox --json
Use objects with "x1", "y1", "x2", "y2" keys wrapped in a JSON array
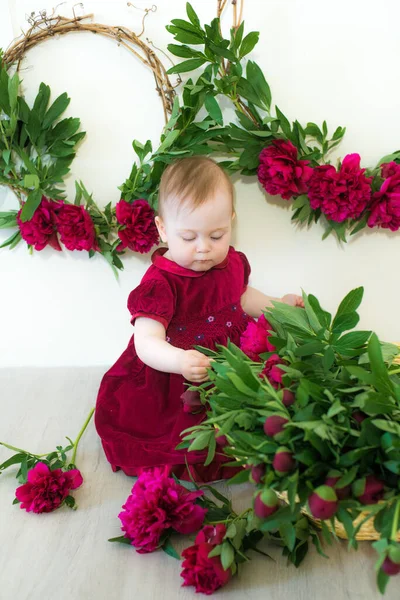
[{"x1": 151, "y1": 247, "x2": 230, "y2": 277}]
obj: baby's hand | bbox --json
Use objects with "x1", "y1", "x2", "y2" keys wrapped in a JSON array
[
  {"x1": 282, "y1": 294, "x2": 305, "y2": 308},
  {"x1": 180, "y1": 349, "x2": 212, "y2": 383}
]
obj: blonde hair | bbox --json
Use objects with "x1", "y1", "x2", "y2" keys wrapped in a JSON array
[{"x1": 158, "y1": 156, "x2": 234, "y2": 216}]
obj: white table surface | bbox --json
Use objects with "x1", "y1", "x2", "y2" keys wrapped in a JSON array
[{"x1": 0, "y1": 367, "x2": 396, "y2": 600}]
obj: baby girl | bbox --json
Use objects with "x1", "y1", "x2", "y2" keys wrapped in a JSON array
[{"x1": 95, "y1": 156, "x2": 303, "y2": 483}]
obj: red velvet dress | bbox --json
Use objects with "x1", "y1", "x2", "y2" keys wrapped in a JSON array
[{"x1": 95, "y1": 246, "x2": 253, "y2": 483}]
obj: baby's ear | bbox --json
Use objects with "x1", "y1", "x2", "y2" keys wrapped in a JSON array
[
  {"x1": 231, "y1": 211, "x2": 236, "y2": 222},
  {"x1": 155, "y1": 216, "x2": 167, "y2": 243}
]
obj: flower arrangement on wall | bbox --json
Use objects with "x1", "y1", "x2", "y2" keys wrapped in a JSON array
[{"x1": 0, "y1": 3, "x2": 399, "y2": 274}]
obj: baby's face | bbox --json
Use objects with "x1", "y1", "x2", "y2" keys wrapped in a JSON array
[{"x1": 156, "y1": 186, "x2": 234, "y2": 272}]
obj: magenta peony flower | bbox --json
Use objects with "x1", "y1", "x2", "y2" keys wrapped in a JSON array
[
  {"x1": 308, "y1": 485, "x2": 339, "y2": 519},
  {"x1": 181, "y1": 540, "x2": 231, "y2": 594},
  {"x1": 259, "y1": 354, "x2": 284, "y2": 388},
  {"x1": 15, "y1": 462, "x2": 83, "y2": 513},
  {"x1": 264, "y1": 415, "x2": 289, "y2": 438},
  {"x1": 118, "y1": 467, "x2": 206, "y2": 553},
  {"x1": 308, "y1": 154, "x2": 372, "y2": 222},
  {"x1": 55, "y1": 203, "x2": 97, "y2": 251},
  {"x1": 195, "y1": 524, "x2": 227, "y2": 546},
  {"x1": 116, "y1": 199, "x2": 159, "y2": 253},
  {"x1": 258, "y1": 139, "x2": 313, "y2": 200},
  {"x1": 254, "y1": 489, "x2": 279, "y2": 519},
  {"x1": 240, "y1": 314, "x2": 276, "y2": 362},
  {"x1": 17, "y1": 197, "x2": 61, "y2": 251},
  {"x1": 181, "y1": 389, "x2": 204, "y2": 414},
  {"x1": 368, "y1": 162, "x2": 400, "y2": 232}
]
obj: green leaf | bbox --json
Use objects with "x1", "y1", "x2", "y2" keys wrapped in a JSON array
[
  {"x1": 368, "y1": 333, "x2": 394, "y2": 396},
  {"x1": 294, "y1": 341, "x2": 325, "y2": 357},
  {"x1": 331, "y1": 312, "x2": 360, "y2": 335},
  {"x1": 186, "y1": 3, "x2": 201, "y2": 28},
  {"x1": 0, "y1": 230, "x2": 21, "y2": 249},
  {"x1": 19, "y1": 189, "x2": 43, "y2": 222},
  {"x1": 377, "y1": 569, "x2": 390, "y2": 595},
  {"x1": 239, "y1": 32, "x2": 260, "y2": 59},
  {"x1": 279, "y1": 522, "x2": 296, "y2": 552},
  {"x1": 8, "y1": 72, "x2": 19, "y2": 112},
  {"x1": 227, "y1": 468, "x2": 250, "y2": 484},
  {"x1": 64, "y1": 495, "x2": 76, "y2": 509},
  {"x1": 204, "y1": 432, "x2": 216, "y2": 466},
  {"x1": 204, "y1": 94, "x2": 223, "y2": 125},
  {"x1": 167, "y1": 44, "x2": 202, "y2": 58},
  {"x1": 372, "y1": 420, "x2": 400, "y2": 436},
  {"x1": 162, "y1": 537, "x2": 180, "y2": 559},
  {"x1": 302, "y1": 290, "x2": 323, "y2": 333},
  {"x1": 275, "y1": 105, "x2": 292, "y2": 138},
  {"x1": 43, "y1": 92, "x2": 70, "y2": 129},
  {"x1": 336, "y1": 507, "x2": 355, "y2": 544},
  {"x1": 220, "y1": 541, "x2": 235, "y2": 570},
  {"x1": 246, "y1": 61, "x2": 271, "y2": 111},
  {"x1": 23, "y1": 174, "x2": 40, "y2": 189},
  {"x1": 108, "y1": 536, "x2": 132, "y2": 545},
  {"x1": 334, "y1": 287, "x2": 364, "y2": 320},
  {"x1": 231, "y1": 22, "x2": 244, "y2": 52},
  {"x1": 308, "y1": 294, "x2": 331, "y2": 328},
  {"x1": 33, "y1": 82, "x2": 50, "y2": 120},
  {"x1": 333, "y1": 331, "x2": 371, "y2": 353},
  {"x1": 0, "y1": 452, "x2": 26, "y2": 471},
  {"x1": 188, "y1": 431, "x2": 212, "y2": 452},
  {"x1": 167, "y1": 58, "x2": 207, "y2": 74}
]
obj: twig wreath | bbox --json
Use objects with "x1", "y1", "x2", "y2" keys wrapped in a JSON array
[{"x1": 0, "y1": 0, "x2": 399, "y2": 275}]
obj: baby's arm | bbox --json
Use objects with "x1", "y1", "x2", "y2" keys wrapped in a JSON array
[
  {"x1": 241, "y1": 286, "x2": 304, "y2": 319},
  {"x1": 134, "y1": 317, "x2": 211, "y2": 383}
]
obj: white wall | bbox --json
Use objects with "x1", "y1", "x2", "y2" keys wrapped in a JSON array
[{"x1": 1, "y1": 0, "x2": 399, "y2": 367}]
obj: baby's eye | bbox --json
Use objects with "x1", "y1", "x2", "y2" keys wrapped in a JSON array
[
  {"x1": 211, "y1": 235, "x2": 223, "y2": 241},
  {"x1": 182, "y1": 237, "x2": 195, "y2": 242}
]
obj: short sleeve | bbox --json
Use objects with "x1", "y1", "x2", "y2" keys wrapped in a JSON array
[
  {"x1": 236, "y1": 251, "x2": 251, "y2": 292},
  {"x1": 127, "y1": 278, "x2": 175, "y2": 329}
]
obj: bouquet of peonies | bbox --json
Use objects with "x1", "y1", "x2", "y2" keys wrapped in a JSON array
[
  {"x1": 0, "y1": 408, "x2": 93, "y2": 513},
  {"x1": 108, "y1": 466, "x2": 322, "y2": 595},
  {"x1": 180, "y1": 287, "x2": 400, "y2": 594}
]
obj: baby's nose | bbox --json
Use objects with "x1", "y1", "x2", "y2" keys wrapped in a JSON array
[{"x1": 197, "y1": 239, "x2": 211, "y2": 252}]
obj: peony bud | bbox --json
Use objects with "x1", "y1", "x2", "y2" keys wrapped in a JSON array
[
  {"x1": 352, "y1": 410, "x2": 367, "y2": 424},
  {"x1": 352, "y1": 475, "x2": 385, "y2": 505},
  {"x1": 215, "y1": 434, "x2": 228, "y2": 447},
  {"x1": 282, "y1": 389, "x2": 295, "y2": 407},
  {"x1": 181, "y1": 389, "x2": 204, "y2": 414},
  {"x1": 382, "y1": 547, "x2": 400, "y2": 576},
  {"x1": 254, "y1": 489, "x2": 279, "y2": 519},
  {"x1": 250, "y1": 463, "x2": 266, "y2": 484},
  {"x1": 264, "y1": 415, "x2": 289, "y2": 438},
  {"x1": 308, "y1": 485, "x2": 339, "y2": 519},
  {"x1": 272, "y1": 447, "x2": 295, "y2": 475},
  {"x1": 324, "y1": 469, "x2": 351, "y2": 500}
]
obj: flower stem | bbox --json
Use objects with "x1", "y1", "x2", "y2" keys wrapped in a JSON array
[
  {"x1": 0, "y1": 441, "x2": 46, "y2": 459},
  {"x1": 70, "y1": 408, "x2": 95, "y2": 466},
  {"x1": 391, "y1": 499, "x2": 400, "y2": 541}
]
